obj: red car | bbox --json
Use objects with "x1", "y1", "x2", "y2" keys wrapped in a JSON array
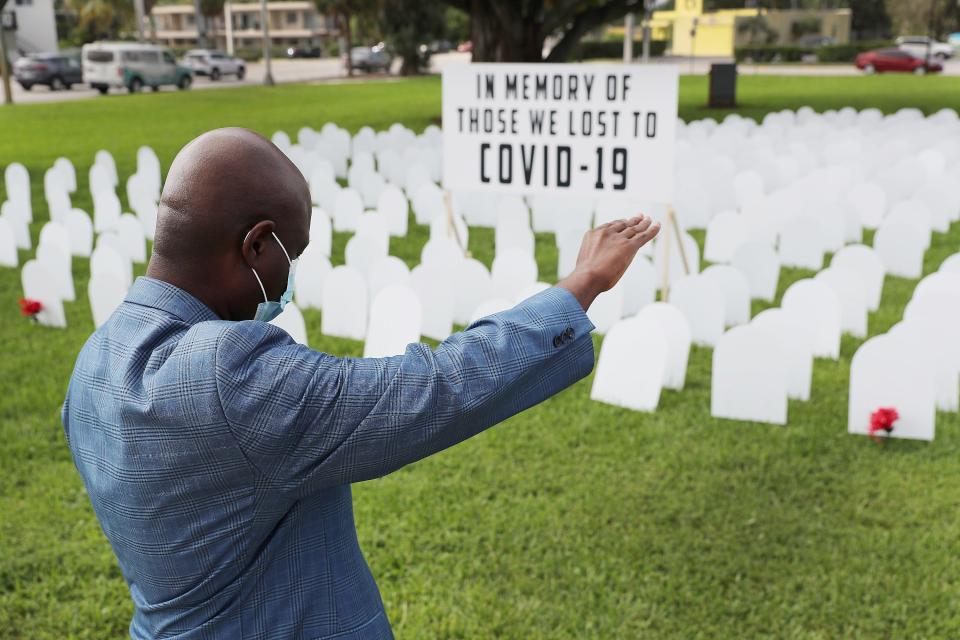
[{"x1": 856, "y1": 48, "x2": 944, "y2": 75}]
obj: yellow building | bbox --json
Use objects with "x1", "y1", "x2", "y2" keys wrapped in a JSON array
[{"x1": 616, "y1": 0, "x2": 852, "y2": 57}]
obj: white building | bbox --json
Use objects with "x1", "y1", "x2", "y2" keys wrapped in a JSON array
[
  {"x1": 151, "y1": 2, "x2": 338, "y2": 54},
  {"x1": 4, "y1": 0, "x2": 58, "y2": 55}
]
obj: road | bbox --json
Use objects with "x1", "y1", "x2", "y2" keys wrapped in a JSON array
[{"x1": 4, "y1": 51, "x2": 959, "y2": 106}]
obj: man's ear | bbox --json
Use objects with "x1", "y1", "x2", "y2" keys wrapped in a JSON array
[{"x1": 241, "y1": 220, "x2": 276, "y2": 269}]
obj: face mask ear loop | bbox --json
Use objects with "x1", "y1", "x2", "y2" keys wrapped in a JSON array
[
  {"x1": 251, "y1": 268, "x2": 268, "y2": 303},
  {"x1": 272, "y1": 232, "x2": 292, "y2": 265}
]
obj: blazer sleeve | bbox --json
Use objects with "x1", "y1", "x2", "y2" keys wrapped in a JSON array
[{"x1": 214, "y1": 286, "x2": 596, "y2": 496}]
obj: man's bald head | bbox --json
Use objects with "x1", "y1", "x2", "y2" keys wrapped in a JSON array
[{"x1": 146, "y1": 128, "x2": 312, "y2": 321}]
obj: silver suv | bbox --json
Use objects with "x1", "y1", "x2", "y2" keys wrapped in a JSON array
[{"x1": 183, "y1": 50, "x2": 245, "y2": 81}]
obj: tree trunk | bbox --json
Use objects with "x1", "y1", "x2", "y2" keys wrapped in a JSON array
[
  {"x1": 193, "y1": 0, "x2": 206, "y2": 48},
  {"x1": 341, "y1": 11, "x2": 352, "y2": 77},
  {"x1": 469, "y1": 1, "x2": 544, "y2": 62},
  {"x1": 0, "y1": 12, "x2": 13, "y2": 106}
]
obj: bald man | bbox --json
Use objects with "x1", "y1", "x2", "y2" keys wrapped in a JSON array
[{"x1": 63, "y1": 128, "x2": 660, "y2": 639}]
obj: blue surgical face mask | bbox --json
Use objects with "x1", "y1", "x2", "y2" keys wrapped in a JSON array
[{"x1": 250, "y1": 232, "x2": 298, "y2": 323}]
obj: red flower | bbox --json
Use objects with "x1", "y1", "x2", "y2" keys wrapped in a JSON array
[
  {"x1": 868, "y1": 407, "x2": 899, "y2": 441},
  {"x1": 18, "y1": 298, "x2": 43, "y2": 317}
]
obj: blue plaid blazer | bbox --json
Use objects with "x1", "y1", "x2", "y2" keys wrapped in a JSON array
[{"x1": 63, "y1": 276, "x2": 596, "y2": 639}]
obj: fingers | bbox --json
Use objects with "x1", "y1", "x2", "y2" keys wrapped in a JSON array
[
  {"x1": 607, "y1": 219, "x2": 629, "y2": 233},
  {"x1": 622, "y1": 216, "x2": 653, "y2": 238},
  {"x1": 631, "y1": 220, "x2": 661, "y2": 244}
]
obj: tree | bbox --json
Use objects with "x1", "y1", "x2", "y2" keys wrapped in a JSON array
[
  {"x1": 1, "y1": 0, "x2": 13, "y2": 104},
  {"x1": 885, "y1": 0, "x2": 959, "y2": 39},
  {"x1": 737, "y1": 14, "x2": 778, "y2": 44},
  {"x1": 63, "y1": 0, "x2": 134, "y2": 43},
  {"x1": 380, "y1": 0, "x2": 445, "y2": 75},
  {"x1": 441, "y1": 0, "x2": 653, "y2": 63},
  {"x1": 848, "y1": 0, "x2": 891, "y2": 39},
  {"x1": 445, "y1": 5, "x2": 470, "y2": 43},
  {"x1": 315, "y1": 0, "x2": 378, "y2": 76}
]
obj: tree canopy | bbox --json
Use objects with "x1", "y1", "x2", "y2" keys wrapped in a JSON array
[{"x1": 440, "y1": 0, "x2": 646, "y2": 62}]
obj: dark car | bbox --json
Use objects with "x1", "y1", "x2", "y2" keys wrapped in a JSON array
[
  {"x1": 13, "y1": 52, "x2": 83, "y2": 91},
  {"x1": 286, "y1": 46, "x2": 321, "y2": 58},
  {"x1": 855, "y1": 48, "x2": 943, "y2": 75},
  {"x1": 345, "y1": 44, "x2": 391, "y2": 73}
]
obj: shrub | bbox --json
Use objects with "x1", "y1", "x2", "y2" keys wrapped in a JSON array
[
  {"x1": 576, "y1": 39, "x2": 667, "y2": 60},
  {"x1": 734, "y1": 40, "x2": 895, "y2": 63}
]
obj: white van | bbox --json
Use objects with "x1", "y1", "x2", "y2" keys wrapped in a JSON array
[{"x1": 82, "y1": 42, "x2": 193, "y2": 95}]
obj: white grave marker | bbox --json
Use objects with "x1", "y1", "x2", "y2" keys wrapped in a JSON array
[
  {"x1": 88, "y1": 273, "x2": 128, "y2": 328},
  {"x1": 830, "y1": 244, "x2": 884, "y2": 311},
  {"x1": 635, "y1": 302, "x2": 691, "y2": 390},
  {"x1": 591, "y1": 315, "x2": 668, "y2": 412},
  {"x1": 781, "y1": 279, "x2": 841, "y2": 359},
  {"x1": 711, "y1": 325, "x2": 788, "y2": 425},
  {"x1": 321, "y1": 266, "x2": 368, "y2": 341},
  {"x1": 848, "y1": 334, "x2": 936, "y2": 441},
  {"x1": 670, "y1": 274, "x2": 725, "y2": 347},
  {"x1": 364, "y1": 285, "x2": 422, "y2": 358},
  {"x1": 21, "y1": 260, "x2": 66, "y2": 328}
]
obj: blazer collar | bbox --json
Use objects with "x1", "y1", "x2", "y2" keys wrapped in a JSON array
[{"x1": 125, "y1": 277, "x2": 221, "y2": 325}]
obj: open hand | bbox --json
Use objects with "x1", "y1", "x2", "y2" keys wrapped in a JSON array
[{"x1": 558, "y1": 215, "x2": 661, "y2": 311}]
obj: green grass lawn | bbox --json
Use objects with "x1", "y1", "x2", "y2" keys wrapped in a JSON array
[{"x1": 2, "y1": 74, "x2": 960, "y2": 639}]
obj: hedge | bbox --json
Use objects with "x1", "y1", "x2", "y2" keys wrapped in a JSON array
[
  {"x1": 576, "y1": 39, "x2": 668, "y2": 60},
  {"x1": 734, "y1": 40, "x2": 895, "y2": 63}
]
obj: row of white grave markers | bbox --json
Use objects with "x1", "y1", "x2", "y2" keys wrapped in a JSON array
[
  {"x1": 5, "y1": 110, "x2": 957, "y2": 357},
  {"x1": 848, "y1": 256, "x2": 960, "y2": 441},
  {"x1": 3, "y1": 147, "x2": 160, "y2": 329},
  {"x1": 590, "y1": 237, "x2": 898, "y2": 424}
]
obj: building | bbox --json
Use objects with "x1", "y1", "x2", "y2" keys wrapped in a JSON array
[
  {"x1": 151, "y1": 1, "x2": 338, "y2": 54},
  {"x1": 615, "y1": 0, "x2": 852, "y2": 58},
  {"x1": 2, "y1": 0, "x2": 58, "y2": 55}
]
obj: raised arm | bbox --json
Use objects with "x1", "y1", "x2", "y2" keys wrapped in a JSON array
[{"x1": 215, "y1": 215, "x2": 659, "y2": 496}]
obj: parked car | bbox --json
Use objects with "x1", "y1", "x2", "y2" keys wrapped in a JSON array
[
  {"x1": 895, "y1": 35, "x2": 954, "y2": 60},
  {"x1": 855, "y1": 48, "x2": 943, "y2": 74},
  {"x1": 183, "y1": 49, "x2": 245, "y2": 80},
  {"x1": 418, "y1": 40, "x2": 453, "y2": 55},
  {"x1": 83, "y1": 42, "x2": 193, "y2": 94},
  {"x1": 286, "y1": 46, "x2": 321, "y2": 58},
  {"x1": 346, "y1": 44, "x2": 391, "y2": 73},
  {"x1": 13, "y1": 52, "x2": 83, "y2": 91}
]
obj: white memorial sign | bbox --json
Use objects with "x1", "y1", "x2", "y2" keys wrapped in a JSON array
[{"x1": 442, "y1": 64, "x2": 678, "y2": 200}]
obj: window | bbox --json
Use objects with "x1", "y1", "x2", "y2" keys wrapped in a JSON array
[
  {"x1": 123, "y1": 51, "x2": 142, "y2": 63},
  {"x1": 141, "y1": 51, "x2": 161, "y2": 63},
  {"x1": 163, "y1": 52, "x2": 175, "y2": 64},
  {"x1": 14, "y1": 0, "x2": 32, "y2": 6},
  {"x1": 286, "y1": 11, "x2": 297, "y2": 25},
  {"x1": 86, "y1": 50, "x2": 114, "y2": 63}
]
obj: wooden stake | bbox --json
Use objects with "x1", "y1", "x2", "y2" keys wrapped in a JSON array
[
  {"x1": 660, "y1": 208, "x2": 672, "y2": 302},
  {"x1": 659, "y1": 206, "x2": 688, "y2": 302},
  {"x1": 442, "y1": 190, "x2": 470, "y2": 258},
  {"x1": 670, "y1": 206, "x2": 690, "y2": 275}
]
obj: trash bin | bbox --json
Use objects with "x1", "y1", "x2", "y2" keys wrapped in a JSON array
[{"x1": 708, "y1": 63, "x2": 737, "y2": 108}]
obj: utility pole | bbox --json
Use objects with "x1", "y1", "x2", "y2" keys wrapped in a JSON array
[
  {"x1": 260, "y1": 0, "x2": 273, "y2": 85},
  {"x1": 641, "y1": 0, "x2": 653, "y2": 62},
  {"x1": 0, "y1": 0, "x2": 13, "y2": 106},
  {"x1": 623, "y1": 12, "x2": 635, "y2": 62},
  {"x1": 192, "y1": 0, "x2": 206, "y2": 49},
  {"x1": 225, "y1": 2, "x2": 234, "y2": 55},
  {"x1": 134, "y1": 0, "x2": 146, "y2": 41}
]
